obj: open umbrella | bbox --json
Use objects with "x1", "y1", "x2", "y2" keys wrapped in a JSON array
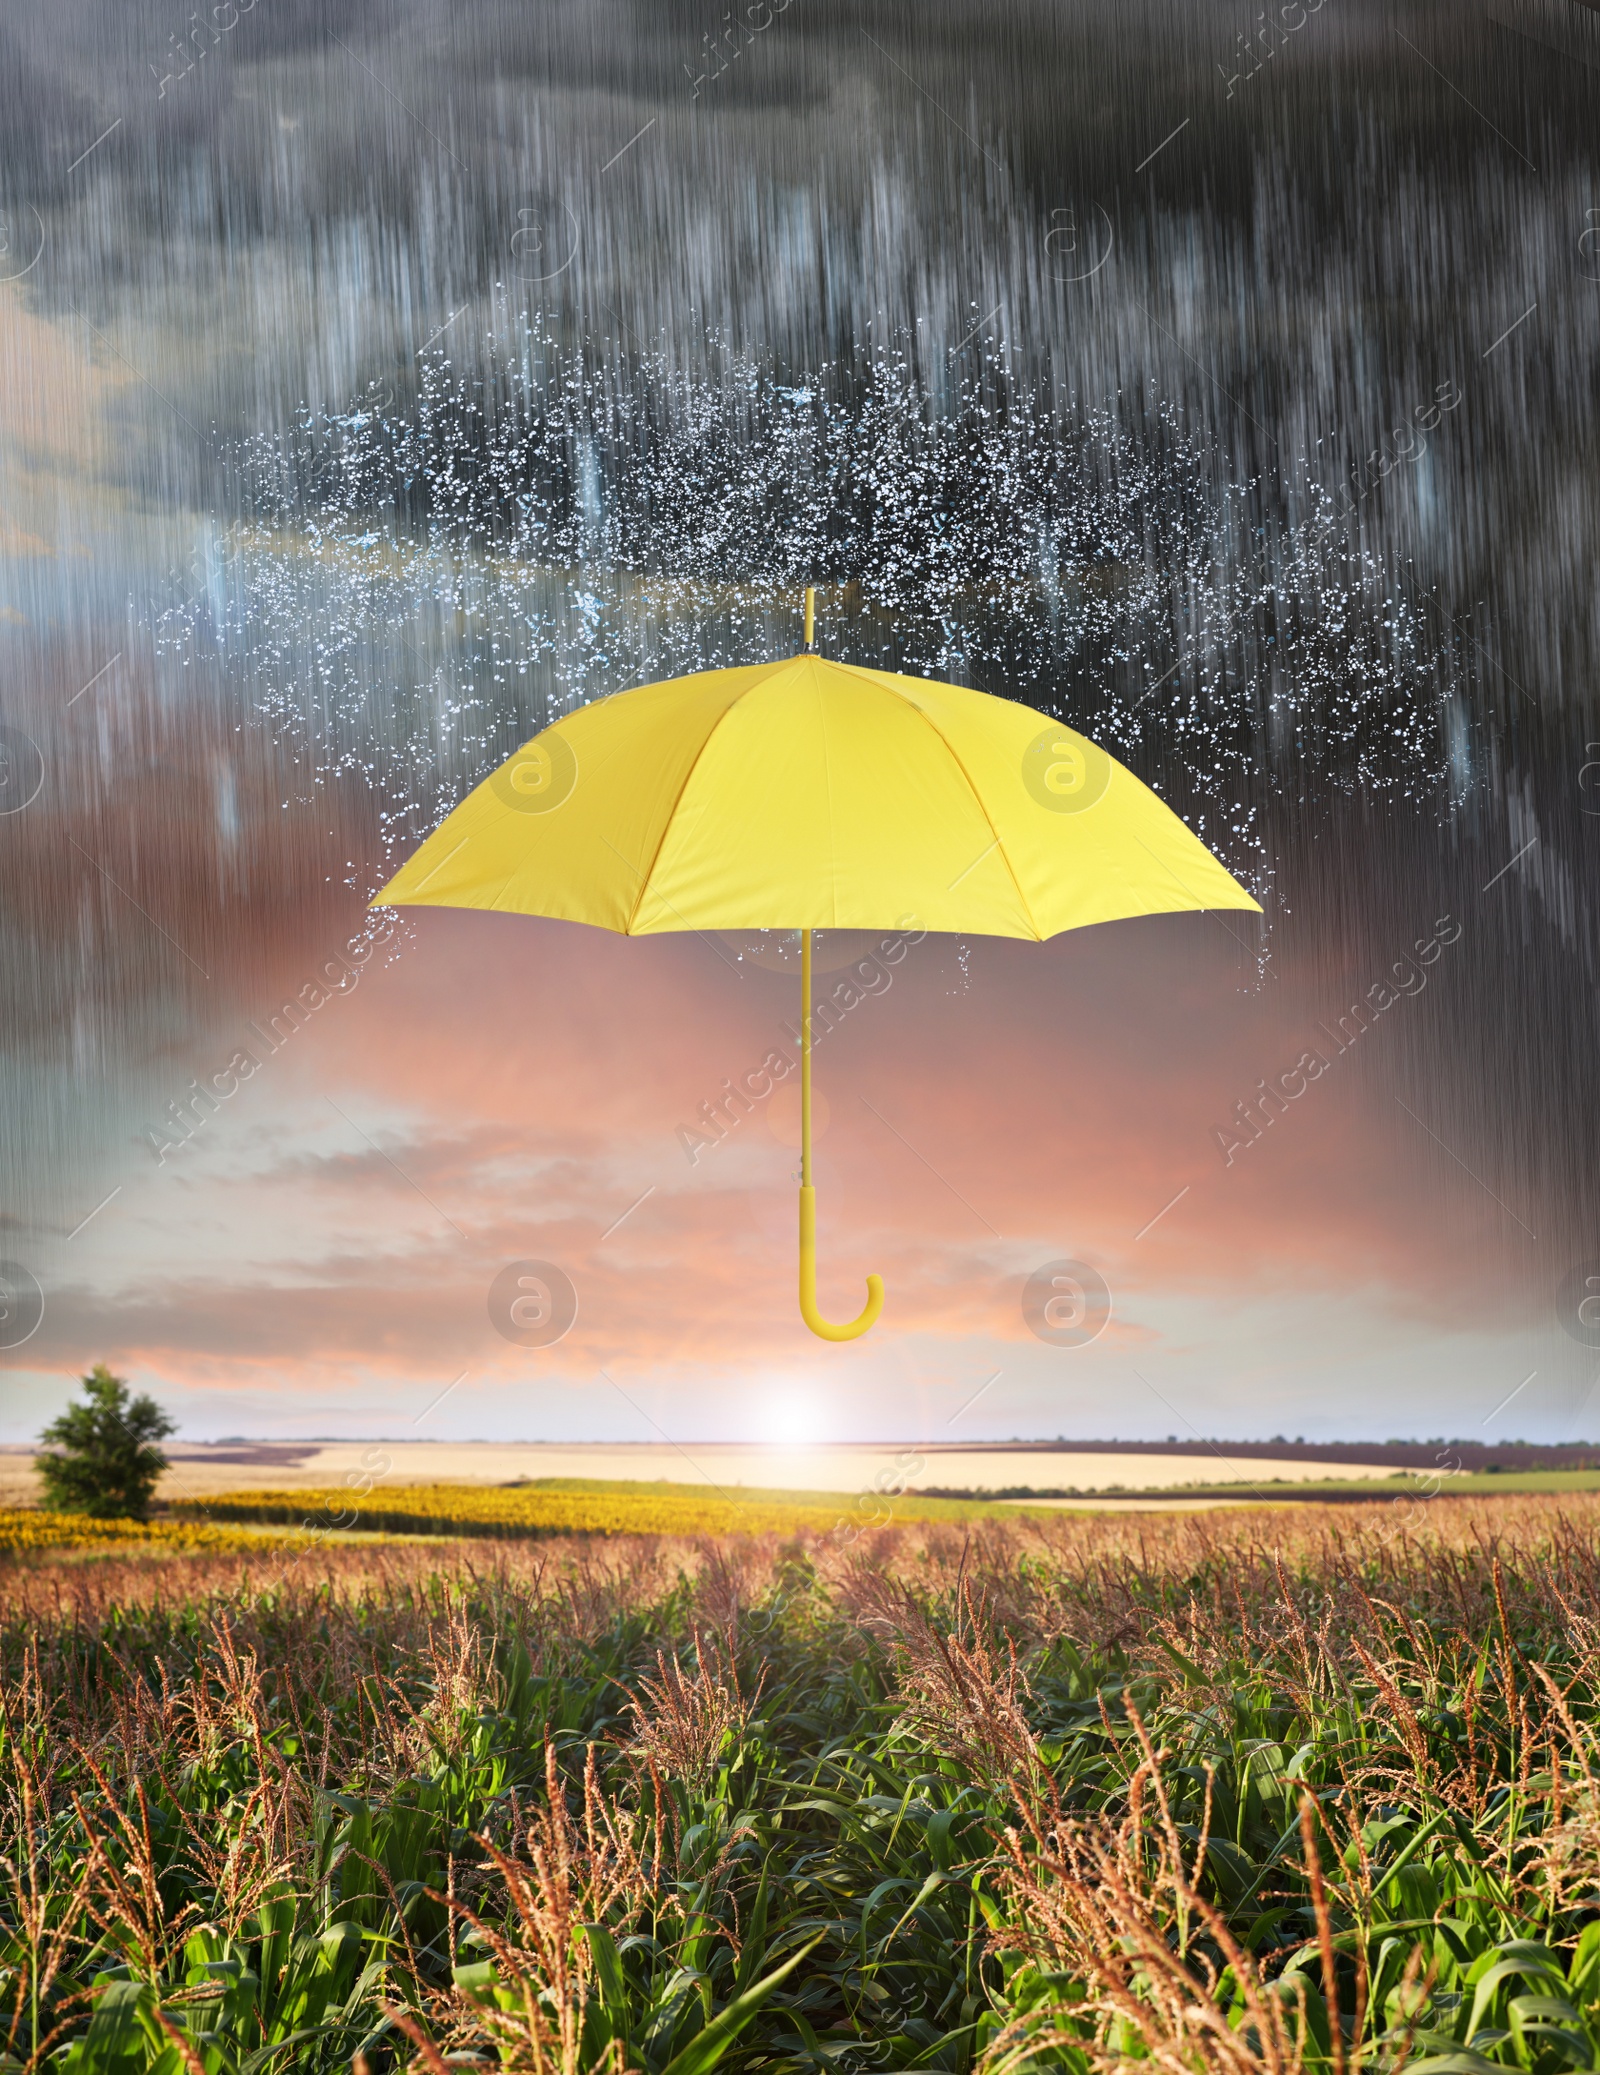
[{"x1": 373, "y1": 590, "x2": 1260, "y2": 1341}]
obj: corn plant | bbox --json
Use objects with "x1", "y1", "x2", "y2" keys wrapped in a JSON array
[{"x1": 6, "y1": 1499, "x2": 1600, "y2": 2071}]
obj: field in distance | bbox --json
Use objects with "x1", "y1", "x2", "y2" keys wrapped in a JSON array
[
  {"x1": 171, "y1": 1475, "x2": 1012, "y2": 1541},
  {"x1": 1023, "y1": 1465, "x2": 1600, "y2": 1504},
  {"x1": 0, "y1": 1440, "x2": 1402, "y2": 1509}
]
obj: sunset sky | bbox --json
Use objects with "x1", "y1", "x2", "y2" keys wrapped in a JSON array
[{"x1": 2, "y1": 887, "x2": 1564, "y2": 1446}]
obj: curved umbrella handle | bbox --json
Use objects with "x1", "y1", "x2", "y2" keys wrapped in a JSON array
[
  {"x1": 795, "y1": 925, "x2": 884, "y2": 1341},
  {"x1": 799, "y1": 1186, "x2": 885, "y2": 1341}
]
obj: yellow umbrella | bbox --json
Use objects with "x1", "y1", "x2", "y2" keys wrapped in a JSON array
[{"x1": 374, "y1": 590, "x2": 1259, "y2": 1342}]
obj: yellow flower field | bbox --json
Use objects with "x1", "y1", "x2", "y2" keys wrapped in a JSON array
[
  {"x1": 176, "y1": 1478, "x2": 975, "y2": 1541},
  {"x1": 0, "y1": 1508, "x2": 284, "y2": 1558}
]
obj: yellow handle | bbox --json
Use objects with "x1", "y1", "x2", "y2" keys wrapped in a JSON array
[
  {"x1": 796, "y1": 928, "x2": 883, "y2": 1341},
  {"x1": 803, "y1": 585, "x2": 815, "y2": 651},
  {"x1": 800, "y1": 1187, "x2": 885, "y2": 1341}
]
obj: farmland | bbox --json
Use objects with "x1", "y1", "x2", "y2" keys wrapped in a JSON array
[
  {"x1": 169, "y1": 1477, "x2": 1013, "y2": 1542},
  {"x1": 8, "y1": 1492, "x2": 1600, "y2": 2070},
  {"x1": 0, "y1": 1509, "x2": 286, "y2": 1561},
  {"x1": 0, "y1": 1443, "x2": 1409, "y2": 1513}
]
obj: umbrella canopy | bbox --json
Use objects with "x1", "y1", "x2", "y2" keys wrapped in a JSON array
[
  {"x1": 377, "y1": 654, "x2": 1259, "y2": 939},
  {"x1": 374, "y1": 619, "x2": 1260, "y2": 1343}
]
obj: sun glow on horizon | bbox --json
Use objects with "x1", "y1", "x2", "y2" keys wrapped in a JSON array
[{"x1": 754, "y1": 1392, "x2": 828, "y2": 1448}]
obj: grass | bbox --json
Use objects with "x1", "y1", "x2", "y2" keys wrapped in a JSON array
[
  {"x1": 8, "y1": 1493, "x2": 1600, "y2": 2070},
  {"x1": 168, "y1": 1476, "x2": 1017, "y2": 1540}
]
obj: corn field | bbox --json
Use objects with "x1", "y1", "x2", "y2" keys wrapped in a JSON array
[{"x1": 7, "y1": 1496, "x2": 1600, "y2": 2073}]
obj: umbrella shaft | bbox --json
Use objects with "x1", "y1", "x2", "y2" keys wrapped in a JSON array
[
  {"x1": 795, "y1": 926, "x2": 885, "y2": 1340},
  {"x1": 800, "y1": 927, "x2": 813, "y2": 1188}
]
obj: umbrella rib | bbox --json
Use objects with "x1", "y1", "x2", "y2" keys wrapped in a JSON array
[
  {"x1": 618, "y1": 662, "x2": 797, "y2": 934},
  {"x1": 598, "y1": 834, "x2": 744, "y2": 973},
  {"x1": 1125, "y1": 828, "x2": 1259, "y2": 950},
  {"x1": 826, "y1": 661, "x2": 1043, "y2": 938}
]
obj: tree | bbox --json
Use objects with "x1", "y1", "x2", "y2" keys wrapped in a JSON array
[{"x1": 36, "y1": 1364, "x2": 176, "y2": 1520}]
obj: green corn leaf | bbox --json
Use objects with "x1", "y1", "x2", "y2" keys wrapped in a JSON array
[
  {"x1": 655, "y1": 1935, "x2": 824, "y2": 2075},
  {"x1": 584, "y1": 1922, "x2": 631, "y2": 2017}
]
